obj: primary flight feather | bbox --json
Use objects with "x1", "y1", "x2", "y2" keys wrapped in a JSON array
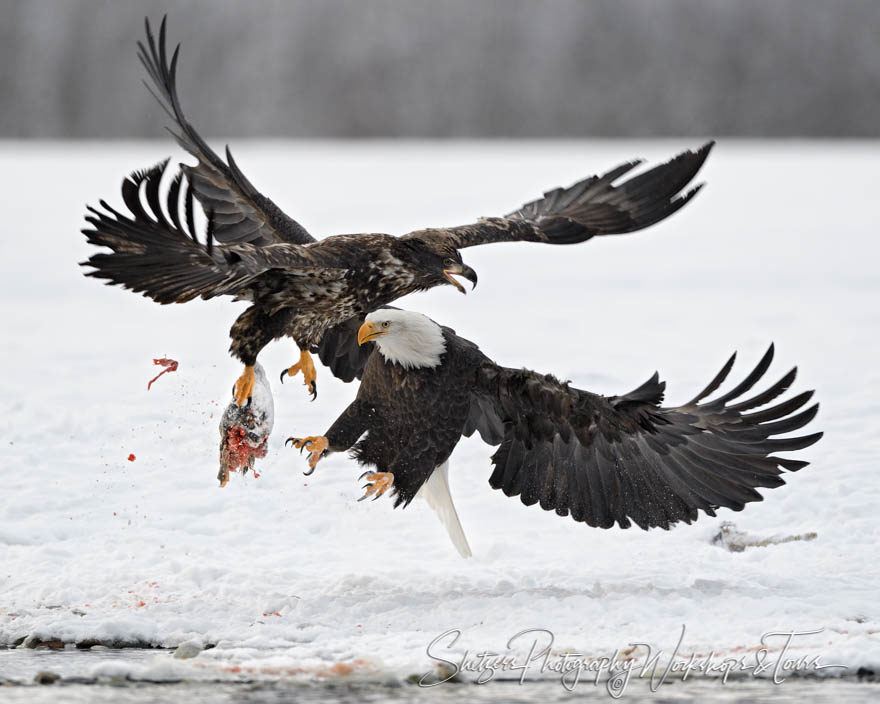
[
  {"x1": 82, "y1": 16, "x2": 713, "y2": 407},
  {"x1": 289, "y1": 310, "x2": 822, "y2": 558}
]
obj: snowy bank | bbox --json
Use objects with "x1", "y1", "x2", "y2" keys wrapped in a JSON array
[{"x1": 1, "y1": 140, "x2": 878, "y2": 683}]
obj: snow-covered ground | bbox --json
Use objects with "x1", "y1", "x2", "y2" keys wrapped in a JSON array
[{"x1": 1, "y1": 140, "x2": 878, "y2": 686}]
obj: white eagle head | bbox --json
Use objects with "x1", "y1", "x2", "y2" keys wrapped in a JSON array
[{"x1": 357, "y1": 309, "x2": 446, "y2": 369}]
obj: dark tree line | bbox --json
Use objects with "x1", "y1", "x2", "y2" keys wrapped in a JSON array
[{"x1": 2, "y1": 0, "x2": 878, "y2": 138}]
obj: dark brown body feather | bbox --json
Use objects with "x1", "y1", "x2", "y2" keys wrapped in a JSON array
[
  {"x1": 322, "y1": 330, "x2": 821, "y2": 529},
  {"x1": 82, "y1": 17, "x2": 713, "y2": 372},
  {"x1": 326, "y1": 330, "x2": 482, "y2": 505},
  {"x1": 82, "y1": 168, "x2": 451, "y2": 362}
]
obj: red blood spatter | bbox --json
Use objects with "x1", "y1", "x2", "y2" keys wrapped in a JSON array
[
  {"x1": 127, "y1": 454, "x2": 136, "y2": 462},
  {"x1": 147, "y1": 357, "x2": 179, "y2": 391}
]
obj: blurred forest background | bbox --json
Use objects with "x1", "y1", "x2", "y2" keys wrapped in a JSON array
[{"x1": 2, "y1": 0, "x2": 878, "y2": 138}]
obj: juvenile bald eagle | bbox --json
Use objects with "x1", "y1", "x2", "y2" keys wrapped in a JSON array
[
  {"x1": 82, "y1": 17, "x2": 712, "y2": 407},
  {"x1": 289, "y1": 310, "x2": 821, "y2": 558}
]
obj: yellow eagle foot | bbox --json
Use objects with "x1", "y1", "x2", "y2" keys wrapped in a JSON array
[
  {"x1": 280, "y1": 350, "x2": 318, "y2": 401},
  {"x1": 232, "y1": 365, "x2": 255, "y2": 406},
  {"x1": 285, "y1": 435, "x2": 328, "y2": 474},
  {"x1": 358, "y1": 471, "x2": 394, "y2": 502}
]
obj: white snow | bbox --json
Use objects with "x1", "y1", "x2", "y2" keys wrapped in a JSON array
[{"x1": 1, "y1": 140, "x2": 878, "y2": 683}]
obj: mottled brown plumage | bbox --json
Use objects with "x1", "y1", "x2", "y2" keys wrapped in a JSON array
[{"x1": 81, "y1": 17, "x2": 713, "y2": 396}]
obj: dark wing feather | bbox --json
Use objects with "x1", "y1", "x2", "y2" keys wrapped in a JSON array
[
  {"x1": 81, "y1": 160, "x2": 332, "y2": 304},
  {"x1": 138, "y1": 16, "x2": 313, "y2": 246},
  {"x1": 474, "y1": 345, "x2": 821, "y2": 530},
  {"x1": 406, "y1": 142, "x2": 713, "y2": 249}
]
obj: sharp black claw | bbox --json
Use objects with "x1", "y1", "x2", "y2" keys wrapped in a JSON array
[
  {"x1": 279, "y1": 369, "x2": 286, "y2": 384},
  {"x1": 285, "y1": 437, "x2": 295, "y2": 448},
  {"x1": 309, "y1": 382, "x2": 318, "y2": 402},
  {"x1": 303, "y1": 464, "x2": 316, "y2": 477},
  {"x1": 372, "y1": 494, "x2": 381, "y2": 502},
  {"x1": 358, "y1": 470, "x2": 371, "y2": 481}
]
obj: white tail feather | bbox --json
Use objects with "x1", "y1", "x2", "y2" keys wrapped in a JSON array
[{"x1": 416, "y1": 461, "x2": 472, "y2": 558}]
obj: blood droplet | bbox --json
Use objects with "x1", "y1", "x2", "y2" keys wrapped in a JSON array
[{"x1": 128, "y1": 454, "x2": 136, "y2": 462}]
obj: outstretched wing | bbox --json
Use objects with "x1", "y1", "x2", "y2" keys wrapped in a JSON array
[
  {"x1": 82, "y1": 160, "x2": 340, "y2": 304},
  {"x1": 406, "y1": 142, "x2": 713, "y2": 249},
  {"x1": 138, "y1": 16, "x2": 314, "y2": 246},
  {"x1": 472, "y1": 345, "x2": 821, "y2": 530}
]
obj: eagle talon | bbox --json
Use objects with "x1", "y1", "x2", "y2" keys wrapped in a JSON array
[
  {"x1": 281, "y1": 350, "x2": 318, "y2": 400},
  {"x1": 232, "y1": 365, "x2": 256, "y2": 406},
  {"x1": 287, "y1": 435, "x2": 328, "y2": 472},
  {"x1": 357, "y1": 471, "x2": 394, "y2": 502}
]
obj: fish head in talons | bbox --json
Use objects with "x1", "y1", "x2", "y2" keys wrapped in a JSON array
[{"x1": 218, "y1": 363, "x2": 274, "y2": 486}]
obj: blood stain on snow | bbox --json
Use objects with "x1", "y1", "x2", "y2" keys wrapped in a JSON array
[{"x1": 127, "y1": 453, "x2": 136, "y2": 462}]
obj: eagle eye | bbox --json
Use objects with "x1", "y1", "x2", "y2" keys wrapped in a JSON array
[
  {"x1": 381, "y1": 321, "x2": 390, "y2": 328},
  {"x1": 443, "y1": 257, "x2": 455, "y2": 267}
]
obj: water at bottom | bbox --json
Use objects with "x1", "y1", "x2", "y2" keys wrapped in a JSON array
[{"x1": 0, "y1": 649, "x2": 876, "y2": 703}]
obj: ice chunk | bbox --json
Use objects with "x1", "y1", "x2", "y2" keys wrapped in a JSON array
[{"x1": 712, "y1": 521, "x2": 817, "y2": 552}]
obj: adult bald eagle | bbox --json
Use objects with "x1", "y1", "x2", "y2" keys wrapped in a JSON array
[
  {"x1": 82, "y1": 17, "x2": 712, "y2": 407},
  {"x1": 289, "y1": 310, "x2": 821, "y2": 558}
]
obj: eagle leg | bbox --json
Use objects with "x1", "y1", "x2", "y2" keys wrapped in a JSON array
[
  {"x1": 357, "y1": 471, "x2": 395, "y2": 502},
  {"x1": 280, "y1": 350, "x2": 318, "y2": 401},
  {"x1": 232, "y1": 365, "x2": 255, "y2": 406},
  {"x1": 285, "y1": 435, "x2": 328, "y2": 474}
]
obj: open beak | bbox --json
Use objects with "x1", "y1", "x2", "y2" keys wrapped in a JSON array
[
  {"x1": 358, "y1": 321, "x2": 388, "y2": 346},
  {"x1": 443, "y1": 264, "x2": 478, "y2": 295}
]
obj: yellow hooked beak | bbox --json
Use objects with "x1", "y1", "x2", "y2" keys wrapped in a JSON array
[
  {"x1": 358, "y1": 321, "x2": 388, "y2": 346},
  {"x1": 443, "y1": 263, "x2": 478, "y2": 295},
  {"x1": 443, "y1": 270, "x2": 466, "y2": 294}
]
